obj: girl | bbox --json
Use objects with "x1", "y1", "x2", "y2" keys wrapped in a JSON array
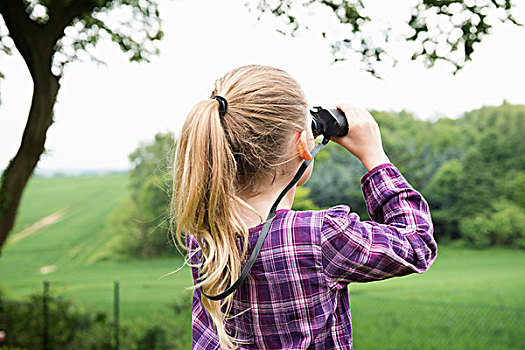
[{"x1": 171, "y1": 65, "x2": 437, "y2": 349}]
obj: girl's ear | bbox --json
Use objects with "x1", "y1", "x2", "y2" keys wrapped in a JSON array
[{"x1": 296, "y1": 130, "x2": 312, "y2": 161}]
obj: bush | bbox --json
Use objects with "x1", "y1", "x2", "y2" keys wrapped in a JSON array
[
  {"x1": 490, "y1": 201, "x2": 525, "y2": 247},
  {"x1": 292, "y1": 187, "x2": 318, "y2": 211},
  {"x1": 105, "y1": 132, "x2": 181, "y2": 259},
  {"x1": 505, "y1": 171, "x2": 525, "y2": 209},
  {"x1": 0, "y1": 290, "x2": 192, "y2": 350},
  {"x1": 460, "y1": 200, "x2": 525, "y2": 248},
  {"x1": 459, "y1": 215, "x2": 492, "y2": 248},
  {"x1": 0, "y1": 293, "x2": 112, "y2": 349}
]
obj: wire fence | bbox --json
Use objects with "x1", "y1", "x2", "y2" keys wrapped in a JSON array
[
  {"x1": 350, "y1": 294, "x2": 525, "y2": 350},
  {"x1": 1, "y1": 280, "x2": 524, "y2": 349},
  {"x1": 0, "y1": 280, "x2": 121, "y2": 350}
]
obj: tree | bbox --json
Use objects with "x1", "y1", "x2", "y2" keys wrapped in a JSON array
[
  {"x1": 253, "y1": 0, "x2": 521, "y2": 76},
  {"x1": 423, "y1": 158, "x2": 464, "y2": 238},
  {"x1": 106, "y1": 104, "x2": 524, "y2": 254},
  {"x1": 0, "y1": 0, "x2": 163, "y2": 253},
  {"x1": 292, "y1": 187, "x2": 319, "y2": 211},
  {"x1": 105, "y1": 132, "x2": 177, "y2": 258},
  {"x1": 306, "y1": 103, "x2": 525, "y2": 245},
  {"x1": 460, "y1": 199, "x2": 525, "y2": 248},
  {"x1": 1, "y1": 0, "x2": 521, "y2": 254}
]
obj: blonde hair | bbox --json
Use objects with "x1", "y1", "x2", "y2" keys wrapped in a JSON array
[{"x1": 170, "y1": 65, "x2": 308, "y2": 349}]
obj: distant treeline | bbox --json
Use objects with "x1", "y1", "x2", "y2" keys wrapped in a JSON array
[
  {"x1": 308, "y1": 102, "x2": 525, "y2": 248},
  {"x1": 106, "y1": 102, "x2": 525, "y2": 258}
]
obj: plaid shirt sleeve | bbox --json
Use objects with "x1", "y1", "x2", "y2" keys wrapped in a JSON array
[{"x1": 320, "y1": 162, "x2": 437, "y2": 290}]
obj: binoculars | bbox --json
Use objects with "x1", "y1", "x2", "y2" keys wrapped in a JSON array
[{"x1": 310, "y1": 107, "x2": 349, "y2": 138}]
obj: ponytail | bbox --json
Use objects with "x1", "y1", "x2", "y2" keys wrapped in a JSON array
[
  {"x1": 171, "y1": 98, "x2": 250, "y2": 349},
  {"x1": 170, "y1": 65, "x2": 308, "y2": 349}
]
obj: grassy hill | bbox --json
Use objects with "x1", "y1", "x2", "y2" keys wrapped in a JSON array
[
  {"x1": 0, "y1": 173, "x2": 193, "y2": 324},
  {"x1": 1, "y1": 174, "x2": 524, "y2": 349}
]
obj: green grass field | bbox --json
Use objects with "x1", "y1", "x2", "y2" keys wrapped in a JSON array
[
  {"x1": 1, "y1": 174, "x2": 524, "y2": 349},
  {"x1": 350, "y1": 248, "x2": 525, "y2": 349},
  {"x1": 0, "y1": 174, "x2": 192, "y2": 323}
]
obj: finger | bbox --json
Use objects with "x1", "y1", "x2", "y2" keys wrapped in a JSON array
[{"x1": 336, "y1": 103, "x2": 356, "y2": 124}]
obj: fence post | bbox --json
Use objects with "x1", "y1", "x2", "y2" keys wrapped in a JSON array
[
  {"x1": 43, "y1": 280, "x2": 49, "y2": 350},
  {"x1": 114, "y1": 279, "x2": 120, "y2": 350},
  {"x1": 0, "y1": 296, "x2": 11, "y2": 349},
  {"x1": 7, "y1": 299, "x2": 12, "y2": 350}
]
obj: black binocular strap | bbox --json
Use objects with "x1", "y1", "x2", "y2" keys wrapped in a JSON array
[{"x1": 200, "y1": 136, "x2": 330, "y2": 301}]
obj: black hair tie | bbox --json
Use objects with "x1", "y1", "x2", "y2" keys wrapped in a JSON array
[{"x1": 213, "y1": 96, "x2": 228, "y2": 117}]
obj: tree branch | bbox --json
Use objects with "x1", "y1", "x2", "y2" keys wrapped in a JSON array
[
  {"x1": 0, "y1": 0, "x2": 40, "y2": 74},
  {"x1": 47, "y1": 0, "x2": 106, "y2": 45}
]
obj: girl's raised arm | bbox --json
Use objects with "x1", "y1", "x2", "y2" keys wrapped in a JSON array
[
  {"x1": 321, "y1": 104, "x2": 437, "y2": 288},
  {"x1": 321, "y1": 162, "x2": 437, "y2": 288}
]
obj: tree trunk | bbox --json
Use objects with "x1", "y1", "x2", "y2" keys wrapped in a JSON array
[
  {"x1": 0, "y1": 0, "x2": 99, "y2": 255},
  {"x1": 0, "y1": 70, "x2": 60, "y2": 253}
]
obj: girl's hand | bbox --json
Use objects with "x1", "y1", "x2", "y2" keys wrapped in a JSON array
[{"x1": 331, "y1": 103, "x2": 390, "y2": 171}]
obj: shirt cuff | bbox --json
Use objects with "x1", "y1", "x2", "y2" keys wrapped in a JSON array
[
  {"x1": 360, "y1": 162, "x2": 414, "y2": 219},
  {"x1": 360, "y1": 162, "x2": 396, "y2": 185}
]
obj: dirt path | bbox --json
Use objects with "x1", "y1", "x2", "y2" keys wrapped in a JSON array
[{"x1": 9, "y1": 208, "x2": 67, "y2": 244}]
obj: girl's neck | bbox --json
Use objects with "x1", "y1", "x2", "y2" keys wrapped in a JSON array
[{"x1": 234, "y1": 186, "x2": 296, "y2": 229}]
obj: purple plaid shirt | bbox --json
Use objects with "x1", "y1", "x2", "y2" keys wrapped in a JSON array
[{"x1": 186, "y1": 162, "x2": 437, "y2": 349}]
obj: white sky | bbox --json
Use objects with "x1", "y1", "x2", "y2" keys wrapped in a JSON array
[{"x1": 0, "y1": 0, "x2": 524, "y2": 171}]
